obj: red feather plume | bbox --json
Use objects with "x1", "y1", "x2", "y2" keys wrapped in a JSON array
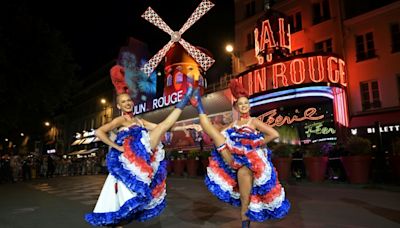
[
  {"x1": 110, "y1": 65, "x2": 129, "y2": 94},
  {"x1": 229, "y1": 79, "x2": 249, "y2": 100}
]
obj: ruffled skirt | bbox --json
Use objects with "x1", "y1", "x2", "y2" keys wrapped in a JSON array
[
  {"x1": 85, "y1": 129, "x2": 167, "y2": 226},
  {"x1": 205, "y1": 147, "x2": 290, "y2": 222}
]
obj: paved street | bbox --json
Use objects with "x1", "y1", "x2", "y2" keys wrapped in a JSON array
[{"x1": 1, "y1": 175, "x2": 400, "y2": 228}]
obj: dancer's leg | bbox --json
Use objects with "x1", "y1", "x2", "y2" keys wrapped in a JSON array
[
  {"x1": 149, "y1": 87, "x2": 193, "y2": 149},
  {"x1": 193, "y1": 88, "x2": 234, "y2": 164},
  {"x1": 198, "y1": 114, "x2": 233, "y2": 164},
  {"x1": 237, "y1": 166, "x2": 253, "y2": 222}
]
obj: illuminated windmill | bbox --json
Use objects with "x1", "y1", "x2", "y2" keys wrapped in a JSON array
[{"x1": 141, "y1": 0, "x2": 215, "y2": 95}]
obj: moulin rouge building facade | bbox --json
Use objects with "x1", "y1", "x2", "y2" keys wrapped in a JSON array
[{"x1": 232, "y1": 0, "x2": 400, "y2": 150}]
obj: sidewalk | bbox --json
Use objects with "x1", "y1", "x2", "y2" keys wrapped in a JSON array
[{"x1": 0, "y1": 175, "x2": 399, "y2": 228}]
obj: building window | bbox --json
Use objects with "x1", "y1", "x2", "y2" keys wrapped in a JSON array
[
  {"x1": 245, "y1": 1, "x2": 256, "y2": 18},
  {"x1": 315, "y1": 39, "x2": 332, "y2": 52},
  {"x1": 246, "y1": 32, "x2": 255, "y2": 50},
  {"x1": 360, "y1": 81, "x2": 381, "y2": 111},
  {"x1": 356, "y1": 32, "x2": 376, "y2": 62},
  {"x1": 166, "y1": 74, "x2": 172, "y2": 86},
  {"x1": 288, "y1": 12, "x2": 302, "y2": 33},
  {"x1": 292, "y1": 48, "x2": 303, "y2": 56},
  {"x1": 390, "y1": 23, "x2": 400, "y2": 53},
  {"x1": 175, "y1": 72, "x2": 183, "y2": 84},
  {"x1": 199, "y1": 76, "x2": 204, "y2": 86},
  {"x1": 312, "y1": 0, "x2": 330, "y2": 25}
]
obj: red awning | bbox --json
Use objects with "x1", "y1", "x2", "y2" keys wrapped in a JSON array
[{"x1": 350, "y1": 110, "x2": 400, "y2": 128}]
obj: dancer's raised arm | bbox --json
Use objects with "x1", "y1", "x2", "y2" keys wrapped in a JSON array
[{"x1": 95, "y1": 116, "x2": 125, "y2": 152}]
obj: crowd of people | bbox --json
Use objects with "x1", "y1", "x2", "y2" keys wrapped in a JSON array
[{"x1": 0, "y1": 153, "x2": 107, "y2": 184}]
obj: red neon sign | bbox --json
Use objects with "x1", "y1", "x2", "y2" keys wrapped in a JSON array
[
  {"x1": 254, "y1": 18, "x2": 291, "y2": 64},
  {"x1": 257, "y1": 107, "x2": 325, "y2": 127},
  {"x1": 238, "y1": 54, "x2": 347, "y2": 96}
]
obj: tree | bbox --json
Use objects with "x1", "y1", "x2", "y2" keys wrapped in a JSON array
[{"x1": 0, "y1": 1, "x2": 79, "y2": 138}]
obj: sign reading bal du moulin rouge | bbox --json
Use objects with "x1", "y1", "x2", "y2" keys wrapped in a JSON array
[{"x1": 237, "y1": 10, "x2": 347, "y2": 97}]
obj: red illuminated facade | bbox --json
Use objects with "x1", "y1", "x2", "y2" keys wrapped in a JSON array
[{"x1": 233, "y1": 0, "x2": 400, "y2": 149}]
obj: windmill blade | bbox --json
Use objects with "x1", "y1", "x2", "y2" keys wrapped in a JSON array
[
  {"x1": 141, "y1": 40, "x2": 175, "y2": 76},
  {"x1": 142, "y1": 7, "x2": 174, "y2": 36},
  {"x1": 179, "y1": 38, "x2": 215, "y2": 71},
  {"x1": 179, "y1": 0, "x2": 215, "y2": 35}
]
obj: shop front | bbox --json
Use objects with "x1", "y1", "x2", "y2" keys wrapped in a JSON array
[
  {"x1": 235, "y1": 53, "x2": 349, "y2": 145},
  {"x1": 350, "y1": 110, "x2": 400, "y2": 154}
]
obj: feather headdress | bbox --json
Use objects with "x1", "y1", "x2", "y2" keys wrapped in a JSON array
[
  {"x1": 110, "y1": 65, "x2": 129, "y2": 94},
  {"x1": 229, "y1": 79, "x2": 249, "y2": 100}
]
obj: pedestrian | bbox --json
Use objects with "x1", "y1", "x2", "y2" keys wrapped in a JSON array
[
  {"x1": 85, "y1": 65, "x2": 196, "y2": 227},
  {"x1": 191, "y1": 79, "x2": 290, "y2": 227}
]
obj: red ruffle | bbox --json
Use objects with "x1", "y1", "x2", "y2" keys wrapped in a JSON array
[
  {"x1": 152, "y1": 181, "x2": 166, "y2": 198},
  {"x1": 123, "y1": 138, "x2": 153, "y2": 178},
  {"x1": 250, "y1": 180, "x2": 282, "y2": 204},
  {"x1": 209, "y1": 159, "x2": 236, "y2": 187},
  {"x1": 245, "y1": 151, "x2": 265, "y2": 179}
]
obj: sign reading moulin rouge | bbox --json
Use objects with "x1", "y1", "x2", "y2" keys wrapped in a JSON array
[{"x1": 237, "y1": 55, "x2": 347, "y2": 96}]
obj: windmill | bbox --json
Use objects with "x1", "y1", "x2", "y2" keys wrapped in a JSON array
[{"x1": 141, "y1": 0, "x2": 216, "y2": 79}]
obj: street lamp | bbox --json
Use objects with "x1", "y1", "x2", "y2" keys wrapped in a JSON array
[
  {"x1": 225, "y1": 44, "x2": 234, "y2": 53},
  {"x1": 100, "y1": 98, "x2": 108, "y2": 124},
  {"x1": 44, "y1": 122, "x2": 50, "y2": 127},
  {"x1": 20, "y1": 133, "x2": 24, "y2": 137}
]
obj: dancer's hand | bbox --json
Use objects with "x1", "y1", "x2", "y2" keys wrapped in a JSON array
[
  {"x1": 115, "y1": 146, "x2": 124, "y2": 153},
  {"x1": 191, "y1": 124, "x2": 203, "y2": 132}
]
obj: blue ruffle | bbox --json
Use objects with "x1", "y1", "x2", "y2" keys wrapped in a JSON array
[
  {"x1": 246, "y1": 199, "x2": 291, "y2": 222},
  {"x1": 85, "y1": 195, "x2": 145, "y2": 226},
  {"x1": 225, "y1": 128, "x2": 265, "y2": 151},
  {"x1": 205, "y1": 175, "x2": 241, "y2": 207},
  {"x1": 115, "y1": 126, "x2": 144, "y2": 145},
  {"x1": 150, "y1": 160, "x2": 167, "y2": 189},
  {"x1": 134, "y1": 199, "x2": 167, "y2": 222}
]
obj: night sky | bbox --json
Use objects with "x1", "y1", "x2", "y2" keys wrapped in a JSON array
[
  {"x1": 0, "y1": 0, "x2": 235, "y2": 138},
  {"x1": 27, "y1": 0, "x2": 235, "y2": 79}
]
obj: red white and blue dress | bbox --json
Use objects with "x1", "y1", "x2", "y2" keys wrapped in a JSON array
[
  {"x1": 205, "y1": 119, "x2": 290, "y2": 222},
  {"x1": 85, "y1": 122, "x2": 167, "y2": 226}
]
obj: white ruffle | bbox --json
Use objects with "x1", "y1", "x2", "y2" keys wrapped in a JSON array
[
  {"x1": 119, "y1": 154, "x2": 151, "y2": 185},
  {"x1": 140, "y1": 129, "x2": 165, "y2": 177},
  {"x1": 207, "y1": 167, "x2": 240, "y2": 199},
  {"x1": 143, "y1": 189, "x2": 166, "y2": 210},
  {"x1": 150, "y1": 143, "x2": 165, "y2": 176},
  {"x1": 140, "y1": 130, "x2": 153, "y2": 155},
  {"x1": 248, "y1": 188, "x2": 286, "y2": 212}
]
